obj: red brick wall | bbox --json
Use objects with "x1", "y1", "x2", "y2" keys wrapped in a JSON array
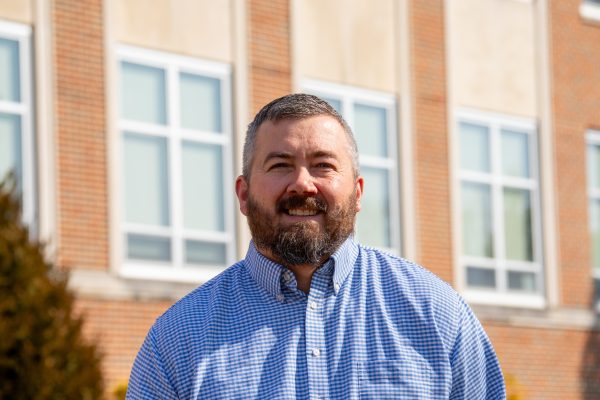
[
  {"x1": 550, "y1": 0, "x2": 600, "y2": 307},
  {"x1": 409, "y1": 0, "x2": 453, "y2": 283},
  {"x1": 54, "y1": 0, "x2": 108, "y2": 270},
  {"x1": 75, "y1": 298, "x2": 173, "y2": 393},
  {"x1": 485, "y1": 323, "x2": 598, "y2": 400},
  {"x1": 248, "y1": 0, "x2": 292, "y2": 115}
]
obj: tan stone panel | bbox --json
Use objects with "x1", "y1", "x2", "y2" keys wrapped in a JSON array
[
  {"x1": 112, "y1": 0, "x2": 232, "y2": 62},
  {"x1": 449, "y1": 0, "x2": 537, "y2": 117},
  {"x1": 0, "y1": 0, "x2": 32, "y2": 23},
  {"x1": 296, "y1": 0, "x2": 397, "y2": 92}
]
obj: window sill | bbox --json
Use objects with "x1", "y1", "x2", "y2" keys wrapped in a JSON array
[
  {"x1": 463, "y1": 289, "x2": 546, "y2": 309},
  {"x1": 580, "y1": 2, "x2": 600, "y2": 26}
]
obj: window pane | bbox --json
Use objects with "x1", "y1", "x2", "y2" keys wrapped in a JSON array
[
  {"x1": 127, "y1": 234, "x2": 171, "y2": 261},
  {"x1": 0, "y1": 113, "x2": 22, "y2": 184},
  {"x1": 123, "y1": 133, "x2": 170, "y2": 226},
  {"x1": 121, "y1": 62, "x2": 166, "y2": 124},
  {"x1": 321, "y1": 97, "x2": 342, "y2": 114},
  {"x1": 185, "y1": 240, "x2": 227, "y2": 266},
  {"x1": 502, "y1": 130, "x2": 530, "y2": 178},
  {"x1": 590, "y1": 199, "x2": 600, "y2": 271},
  {"x1": 588, "y1": 144, "x2": 600, "y2": 189},
  {"x1": 507, "y1": 271, "x2": 536, "y2": 292},
  {"x1": 460, "y1": 122, "x2": 490, "y2": 172},
  {"x1": 180, "y1": 73, "x2": 222, "y2": 132},
  {"x1": 356, "y1": 167, "x2": 390, "y2": 248},
  {"x1": 467, "y1": 267, "x2": 496, "y2": 288},
  {"x1": 182, "y1": 141, "x2": 224, "y2": 231},
  {"x1": 353, "y1": 104, "x2": 387, "y2": 157},
  {"x1": 0, "y1": 38, "x2": 20, "y2": 102},
  {"x1": 461, "y1": 182, "x2": 494, "y2": 257},
  {"x1": 503, "y1": 188, "x2": 533, "y2": 261}
]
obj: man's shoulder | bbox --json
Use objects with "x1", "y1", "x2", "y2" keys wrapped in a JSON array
[
  {"x1": 355, "y1": 243, "x2": 462, "y2": 305},
  {"x1": 151, "y1": 261, "x2": 248, "y2": 332}
]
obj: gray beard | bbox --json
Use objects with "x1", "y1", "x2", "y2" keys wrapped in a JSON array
[{"x1": 246, "y1": 193, "x2": 357, "y2": 266}]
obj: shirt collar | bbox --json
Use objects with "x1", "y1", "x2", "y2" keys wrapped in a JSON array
[{"x1": 244, "y1": 237, "x2": 359, "y2": 299}]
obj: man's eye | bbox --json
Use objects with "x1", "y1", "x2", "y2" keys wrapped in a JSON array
[
  {"x1": 315, "y1": 163, "x2": 334, "y2": 169},
  {"x1": 268, "y1": 163, "x2": 290, "y2": 170}
]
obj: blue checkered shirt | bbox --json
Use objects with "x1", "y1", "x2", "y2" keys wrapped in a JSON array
[{"x1": 128, "y1": 238, "x2": 505, "y2": 399}]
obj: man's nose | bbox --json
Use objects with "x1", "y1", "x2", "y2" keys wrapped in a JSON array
[{"x1": 287, "y1": 167, "x2": 318, "y2": 195}]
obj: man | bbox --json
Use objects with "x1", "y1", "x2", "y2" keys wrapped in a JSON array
[{"x1": 127, "y1": 94, "x2": 505, "y2": 399}]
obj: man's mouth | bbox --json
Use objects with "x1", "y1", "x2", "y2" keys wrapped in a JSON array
[
  {"x1": 287, "y1": 208, "x2": 319, "y2": 216},
  {"x1": 278, "y1": 196, "x2": 327, "y2": 217}
]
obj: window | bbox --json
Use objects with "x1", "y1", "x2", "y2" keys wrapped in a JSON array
[
  {"x1": 118, "y1": 46, "x2": 235, "y2": 282},
  {"x1": 580, "y1": 0, "x2": 600, "y2": 24},
  {"x1": 457, "y1": 110, "x2": 543, "y2": 306},
  {"x1": 587, "y1": 130, "x2": 600, "y2": 304},
  {"x1": 0, "y1": 21, "x2": 34, "y2": 227},
  {"x1": 303, "y1": 80, "x2": 401, "y2": 254}
]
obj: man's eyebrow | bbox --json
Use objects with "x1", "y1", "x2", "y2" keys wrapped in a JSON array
[
  {"x1": 310, "y1": 150, "x2": 338, "y2": 159},
  {"x1": 263, "y1": 152, "x2": 293, "y2": 164}
]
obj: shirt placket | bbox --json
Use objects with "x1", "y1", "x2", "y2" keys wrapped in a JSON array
[{"x1": 304, "y1": 267, "x2": 331, "y2": 400}]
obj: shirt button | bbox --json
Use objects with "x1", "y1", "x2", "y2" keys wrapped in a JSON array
[
  {"x1": 283, "y1": 271, "x2": 292, "y2": 282},
  {"x1": 276, "y1": 294, "x2": 284, "y2": 302},
  {"x1": 311, "y1": 348, "x2": 321, "y2": 357},
  {"x1": 334, "y1": 283, "x2": 340, "y2": 291},
  {"x1": 309, "y1": 301, "x2": 318, "y2": 310}
]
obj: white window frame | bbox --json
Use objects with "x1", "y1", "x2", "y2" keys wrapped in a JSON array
[
  {"x1": 580, "y1": 0, "x2": 600, "y2": 24},
  {"x1": 586, "y1": 130, "x2": 600, "y2": 309},
  {"x1": 116, "y1": 45, "x2": 235, "y2": 283},
  {"x1": 456, "y1": 109, "x2": 544, "y2": 308},
  {"x1": 0, "y1": 20, "x2": 35, "y2": 229},
  {"x1": 303, "y1": 80, "x2": 401, "y2": 255}
]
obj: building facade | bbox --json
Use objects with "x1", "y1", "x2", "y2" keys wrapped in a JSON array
[{"x1": 1, "y1": 0, "x2": 599, "y2": 398}]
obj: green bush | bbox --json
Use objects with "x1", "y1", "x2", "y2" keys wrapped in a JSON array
[{"x1": 0, "y1": 179, "x2": 104, "y2": 399}]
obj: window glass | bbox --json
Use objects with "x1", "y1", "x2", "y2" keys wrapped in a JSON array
[
  {"x1": 185, "y1": 240, "x2": 227, "y2": 266},
  {"x1": 591, "y1": 198, "x2": 600, "y2": 271},
  {"x1": 182, "y1": 142, "x2": 224, "y2": 231},
  {"x1": 353, "y1": 103, "x2": 387, "y2": 157},
  {"x1": 123, "y1": 133, "x2": 170, "y2": 226},
  {"x1": 180, "y1": 73, "x2": 222, "y2": 132},
  {"x1": 356, "y1": 167, "x2": 390, "y2": 248},
  {"x1": 461, "y1": 182, "x2": 493, "y2": 258},
  {"x1": 460, "y1": 122, "x2": 490, "y2": 173},
  {"x1": 0, "y1": 38, "x2": 20, "y2": 102},
  {"x1": 121, "y1": 62, "x2": 167, "y2": 124},
  {"x1": 127, "y1": 234, "x2": 171, "y2": 262},
  {"x1": 503, "y1": 188, "x2": 533, "y2": 261},
  {"x1": 0, "y1": 113, "x2": 22, "y2": 183},
  {"x1": 502, "y1": 130, "x2": 530, "y2": 178},
  {"x1": 466, "y1": 267, "x2": 496, "y2": 288},
  {"x1": 588, "y1": 144, "x2": 600, "y2": 189},
  {"x1": 507, "y1": 271, "x2": 536, "y2": 292}
]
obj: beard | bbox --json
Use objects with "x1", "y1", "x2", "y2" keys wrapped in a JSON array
[{"x1": 246, "y1": 191, "x2": 358, "y2": 266}]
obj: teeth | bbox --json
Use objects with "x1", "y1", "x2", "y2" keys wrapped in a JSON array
[{"x1": 288, "y1": 209, "x2": 318, "y2": 216}]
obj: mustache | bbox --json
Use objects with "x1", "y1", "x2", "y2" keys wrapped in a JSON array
[{"x1": 277, "y1": 195, "x2": 328, "y2": 213}]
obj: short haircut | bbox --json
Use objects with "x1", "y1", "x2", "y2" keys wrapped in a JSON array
[{"x1": 242, "y1": 93, "x2": 359, "y2": 179}]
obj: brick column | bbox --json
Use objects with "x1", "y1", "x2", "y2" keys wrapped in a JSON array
[
  {"x1": 248, "y1": 0, "x2": 292, "y2": 115},
  {"x1": 549, "y1": 0, "x2": 600, "y2": 307},
  {"x1": 409, "y1": 0, "x2": 452, "y2": 283},
  {"x1": 54, "y1": 0, "x2": 108, "y2": 270}
]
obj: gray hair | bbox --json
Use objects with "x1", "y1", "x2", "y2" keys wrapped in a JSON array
[{"x1": 242, "y1": 93, "x2": 360, "y2": 179}]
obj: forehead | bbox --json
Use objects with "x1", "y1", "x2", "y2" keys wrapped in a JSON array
[{"x1": 254, "y1": 115, "x2": 350, "y2": 157}]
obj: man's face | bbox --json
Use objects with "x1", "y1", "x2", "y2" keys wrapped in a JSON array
[{"x1": 236, "y1": 115, "x2": 364, "y2": 266}]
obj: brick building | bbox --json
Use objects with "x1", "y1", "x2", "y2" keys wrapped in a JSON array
[{"x1": 1, "y1": 0, "x2": 599, "y2": 398}]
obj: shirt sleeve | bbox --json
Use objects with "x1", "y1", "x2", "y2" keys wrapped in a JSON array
[
  {"x1": 127, "y1": 326, "x2": 179, "y2": 400},
  {"x1": 449, "y1": 300, "x2": 506, "y2": 400}
]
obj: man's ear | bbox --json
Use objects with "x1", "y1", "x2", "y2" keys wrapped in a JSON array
[
  {"x1": 355, "y1": 176, "x2": 364, "y2": 212},
  {"x1": 235, "y1": 175, "x2": 249, "y2": 216}
]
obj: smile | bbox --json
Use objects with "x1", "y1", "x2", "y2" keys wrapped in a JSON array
[{"x1": 287, "y1": 208, "x2": 319, "y2": 216}]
